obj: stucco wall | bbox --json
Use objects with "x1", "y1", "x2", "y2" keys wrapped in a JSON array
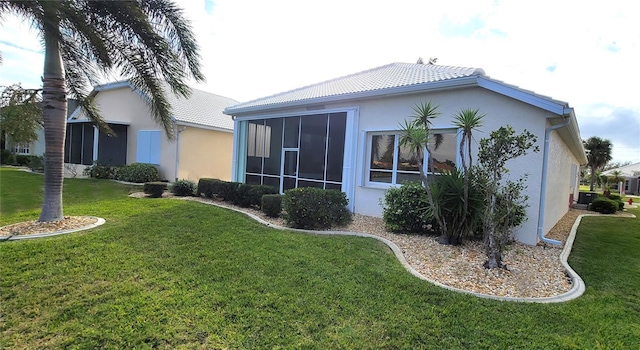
[
  {"x1": 339, "y1": 87, "x2": 548, "y2": 245},
  {"x1": 178, "y1": 127, "x2": 233, "y2": 181},
  {"x1": 73, "y1": 86, "x2": 177, "y2": 180},
  {"x1": 232, "y1": 87, "x2": 580, "y2": 245},
  {"x1": 544, "y1": 124, "x2": 580, "y2": 236}
]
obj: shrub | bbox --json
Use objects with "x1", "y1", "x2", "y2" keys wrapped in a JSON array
[
  {"x1": 143, "y1": 182, "x2": 167, "y2": 198},
  {"x1": 607, "y1": 193, "x2": 622, "y2": 201},
  {"x1": 430, "y1": 169, "x2": 485, "y2": 244},
  {"x1": 171, "y1": 179, "x2": 196, "y2": 197},
  {"x1": 197, "y1": 178, "x2": 223, "y2": 198},
  {"x1": 234, "y1": 184, "x2": 278, "y2": 208},
  {"x1": 83, "y1": 163, "x2": 120, "y2": 179},
  {"x1": 618, "y1": 200, "x2": 625, "y2": 211},
  {"x1": 382, "y1": 182, "x2": 433, "y2": 234},
  {"x1": 262, "y1": 194, "x2": 283, "y2": 217},
  {"x1": 283, "y1": 188, "x2": 351, "y2": 230},
  {"x1": 0, "y1": 149, "x2": 11, "y2": 164},
  {"x1": 219, "y1": 181, "x2": 241, "y2": 202},
  {"x1": 27, "y1": 155, "x2": 44, "y2": 172},
  {"x1": 117, "y1": 163, "x2": 159, "y2": 183},
  {"x1": 591, "y1": 197, "x2": 618, "y2": 214}
]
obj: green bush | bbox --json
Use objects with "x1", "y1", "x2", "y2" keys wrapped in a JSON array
[
  {"x1": 0, "y1": 149, "x2": 11, "y2": 164},
  {"x1": 197, "y1": 178, "x2": 223, "y2": 198},
  {"x1": 219, "y1": 181, "x2": 241, "y2": 202},
  {"x1": 143, "y1": 182, "x2": 167, "y2": 198},
  {"x1": 117, "y1": 163, "x2": 159, "y2": 183},
  {"x1": 27, "y1": 155, "x2": 44, "y2": 172},
  {"x1": 234, "y1": 184, "x2": 278, "y2": 208},
  {"x1": 607, "y1": 193, "x2": 622, "y2": 201},
  {"x1": 261, "y1": 194, "x2": 283, "y2": 217},
  {"x1": 431, "y1": 169, "x2": 485, "y2": 244},
  {"x1": 171, "y1": 179, "x2": 196, "y2": 197},
  {"x1": 618, "y1": 200, "x2": 625, "y2": 211},
  {"x1": 591, "y1": 197, "x2": 618, "y2": 214},
  {"x1": 83, "y1": 163, "x2": 120, "y2": 179},
  {"x1": 283, "y1": 188, "x2": 351, "y2": 230},
  {"x1": 382, "y1": 182, "x2": 433, "y2": 234}
]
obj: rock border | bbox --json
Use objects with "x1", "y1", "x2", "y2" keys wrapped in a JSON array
[
  {"x1": 195, "y1": 199, "x2": 635, "y2": 303},
  {"x1": 0, "y1": 217, "x2": 106, "y2": 241}
]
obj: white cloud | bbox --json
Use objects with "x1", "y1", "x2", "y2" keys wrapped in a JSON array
[{"x1": 1, "y1": 0, "x2": 638, "y2": 162}]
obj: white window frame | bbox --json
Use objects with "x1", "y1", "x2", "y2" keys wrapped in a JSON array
[
  {"x1": 364, "y1": 128, "x2": 459, "y2": 188},
  {"x1": 13, "y1": 143, "x2": 30, "y2": 155}
]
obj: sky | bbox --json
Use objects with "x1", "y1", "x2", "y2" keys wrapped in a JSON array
[{"x1": 1, "y1": 0, "x2": 638, "y2": 163}]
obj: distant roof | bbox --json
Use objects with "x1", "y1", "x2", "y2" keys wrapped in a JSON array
[
  {"x1": 225, "y1": 63, "x2": 485, "y2": 114},
  {"x1": 602, "y1": 162, "x2": 640, "y2": 177},
  {"x1": 163, "y1": 84, "x2": 237, "y2": 131},
  {"x1": 77, "y1": 81, "x2": 237, "y2": 131}
]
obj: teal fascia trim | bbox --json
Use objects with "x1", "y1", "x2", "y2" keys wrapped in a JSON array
[
  {"x1": 477, "y1": 77, "x2": 567, "y2": 115},
  {"x1": 235, "y1": 120, "x2": 247, "y2": 182}
]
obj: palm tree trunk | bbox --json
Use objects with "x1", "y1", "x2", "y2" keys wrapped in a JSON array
[
  {"x1": 589, "y1": 165, "x2": 596, "y2": 192},
  {"x1": 39, "y1": 18, "x2": 67, "y2": 222}
]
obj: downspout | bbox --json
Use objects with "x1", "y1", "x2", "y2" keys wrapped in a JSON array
[
  {"x1": 537, "y1": 113, "x2": 571, "y2": 246},
  {"x1": 174, "y1": 125, "x2": 187, "y2": 181}
]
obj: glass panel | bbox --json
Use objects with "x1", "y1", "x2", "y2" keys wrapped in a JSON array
[
  {"x1": 283, "y1": 176, "x2": 297, "y2": 192},
  {"x1": 369, "y1": 170, "x2": 393, "y2": 183},
  {"x1": 283, "y1": 150, "x2": 298, "y2": 176},
  {"x1": 298, "y1": 114, "x2": 327, "y2": 180},
  {"x1": 325, "y1": 183, "x2": 342, "y2": 191},
  {"x1": 246, "y1": 174, "x2": 261, "y2": 185},
  {"x1": 397, "y1": 172, "x2": 422, "y2": 184},
  {"x1": 428, "y1": 133, "x2": 457, "y2": 173},
  {"x1": 246, "y1": 120, "x2": 264, "y2": 173},
  {"x1": 326, "y1": 112, "x2": 346, "y2": 182},
  {"x1": 397, "y1": 142, "x2": 421, "y2": 172},
  {"x1": 283, "y1": 116, "x2": 300, "y2": 148},
  {"x1": 263, "y1": 176, "x2": 280, "y2": 191},
  {"x1": 298, "y1": 180, "x2": 324, "y2": 189},
  {"x1": 263, "y1": 118, "x2": 283, "y2": 175},
  {"x1": 370, "y1": 134, "x2": 395, "y2": 170},
  {"x1": 69, "y1": 123, "x2": 83, "y2": 164}
]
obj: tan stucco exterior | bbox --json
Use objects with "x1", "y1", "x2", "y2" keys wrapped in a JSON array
[
  {"x1": 70, "y1": 85, "x2": 233, "y2": 182},
  {"x1": 177, "y1": 126, "x2": 233, "y2": 181}
]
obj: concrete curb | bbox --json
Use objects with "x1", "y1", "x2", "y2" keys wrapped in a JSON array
[
  {"x1": 0, "y1": 217, "x2": 106, "y2": 241},
  {"x1": 193, "y1": 199, "x2": 636, "y2": 303}
]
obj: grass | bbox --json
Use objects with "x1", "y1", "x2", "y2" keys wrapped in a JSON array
[{"x1": 1, "y1": 167, "x2": 639, "y2": 349}]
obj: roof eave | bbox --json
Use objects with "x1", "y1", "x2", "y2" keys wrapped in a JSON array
[{"x1": 223, "y1": 76, "x2": 481, "y2": 116}]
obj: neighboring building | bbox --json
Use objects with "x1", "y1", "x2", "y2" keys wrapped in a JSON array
[
  {"x1": 224, "y1": 62, "x2": 587, "y2": 245},
  {"x1": 65, "y1": 81, "x2": 237, "y2": 181},
  {"x1": 602, "y1": 162, "x2": 640, "y2": 194}
]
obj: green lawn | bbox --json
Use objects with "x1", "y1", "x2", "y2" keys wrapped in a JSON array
[{"x1": 1, "y1": 167, "x2": 639, "y2": 349}]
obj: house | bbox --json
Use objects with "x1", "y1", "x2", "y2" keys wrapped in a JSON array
[
  {"x1": 602, "y1": 162, "x2": 640, "y2": 194},
  {"x1": 2, "y1": 100, "x2": 80, "y2": 159},
  {"x1": 223, "y1": 63, "x2": 587, "y2": 245},
  {"x1": 65, "y1": 81, "x2": 238, "y2": 181}
]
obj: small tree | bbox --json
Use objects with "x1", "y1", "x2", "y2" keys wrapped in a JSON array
[
  {"x1": 583, "y1": 136, "x2": 613, "y2": 191},
  {"x1": 0, "y1": 84, "x2": 42, "y2": 163},
  {"x1": 399, "y1": 103, "x2": 484, "y2": 244},
  {"x1": 477, "y1": 126, "x2": 539, "y2": 269}
]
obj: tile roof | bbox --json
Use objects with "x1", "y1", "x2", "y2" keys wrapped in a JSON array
[
  {"x1": 163, "y1": 84, "x2": 237, "y2": 131},
  {"x1": 602, "y1": 162, "x2": 640, "y2": 177},
  {"x1": 225, "y1": 63, "x2": 485, "y2": 114},
  {"x1": 86, "y1": 81, "x2": 237, "y2": 131}
]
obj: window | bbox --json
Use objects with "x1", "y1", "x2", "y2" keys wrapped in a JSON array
[
  {"x1": 625, "y1": 180, "x2": 630, "y2": 191},
  {"x1": 13, "y1": 143, "x2": 30, "y2": 155},
  {"x1": 136, "y1": 130, "x2": 161, "y2": 164},
  {"x1": 243, "y1": 113, "x2": 347, "y2": 192},
  {"x1": 366, "y1": 129, "x2": 457, "y2": 186}
]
